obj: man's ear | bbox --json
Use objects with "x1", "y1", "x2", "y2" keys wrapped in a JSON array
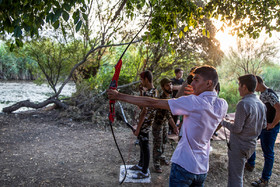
[
  {"x1": 243, "y1": 84, "x2": 249, "y2": 92},
  {"x1": 207, "y1": 80, "x2": 213, "y2": 88}
]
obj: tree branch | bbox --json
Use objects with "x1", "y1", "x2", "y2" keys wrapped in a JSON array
[
  {"x1": 111, "y1": 0, "x2": 128, "y2": 22},
  {"x1": 2, "y1": 99, "x2": 67, "y2": 113},
  {"x1": 52, "y1": 39, "x2": 142, "y2": 99}
]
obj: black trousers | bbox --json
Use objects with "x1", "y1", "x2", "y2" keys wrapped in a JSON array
[{"x1": 138, "y1": 132, "x2": 150, "y2": 173}]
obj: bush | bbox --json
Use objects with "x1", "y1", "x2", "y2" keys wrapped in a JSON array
[
  {"x1": 261, "y1": 65, "x2": 280, "y2": 91},
  {"x1": 219, "y1": 80, "x2": 240, "y2": 113}
]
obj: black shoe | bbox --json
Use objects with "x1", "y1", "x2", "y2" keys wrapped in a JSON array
[
  {"x1": 132, "y1": 171, "x2": 149, "y2": 179},
  {"x1": 245, "y1": 162, "x2": 254, "y2": 172},
  {"x1": 154, "y1": 165, "x2": 162, "y2": 173},
  {"x1": 160, "y1": 159, "x2": 170, "y2": 166},
  {"x1": 251, "y1": 178, "x2": 268, "y2": 187},
  {"x1": 129, "y1": 165, "x2": 142, "y2": 171}
]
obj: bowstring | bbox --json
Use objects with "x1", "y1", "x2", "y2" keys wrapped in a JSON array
[{"x1": 109, "y1": 2, "x2": 153, "y2": 184}]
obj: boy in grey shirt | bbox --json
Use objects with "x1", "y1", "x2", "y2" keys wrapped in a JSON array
[{"x1": 222, "y1": 74, "x2": 266, "y2": 187}]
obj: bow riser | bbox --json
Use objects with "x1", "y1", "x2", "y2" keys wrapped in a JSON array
[{"x1": 109, "y1": 59, "x2": 122, "y2": 123}]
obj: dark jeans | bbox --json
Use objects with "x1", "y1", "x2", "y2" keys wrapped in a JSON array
[
  {"x1": 138, "y1": 132, "x2": 150, "y2": 174},
  {"x1": 247, "y1": 124, "x2": 280, "y2": 181},
  {"x1": 169, "y1": 163, "x2": 207, "y2": 187}
]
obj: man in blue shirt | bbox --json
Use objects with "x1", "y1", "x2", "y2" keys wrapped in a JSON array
[
  {"x1": 245, "y1": 75, "x2": 280, "y2": 187},
  {"x1": 222, "y1": 74, "x2": 266, "y2": 187}
]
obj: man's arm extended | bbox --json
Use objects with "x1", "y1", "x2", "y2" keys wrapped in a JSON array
[
  {"x1": 107, "y1": 89, "x2": 170, "y2": 110},
  {"x1": 222, "y1": 102, "x2": 246, "y2": 133}
]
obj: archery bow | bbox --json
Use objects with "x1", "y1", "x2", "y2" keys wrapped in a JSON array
[
  {"x1": 118, "y1": 101, "x2": 136, "y2": 132},
  {"x1": 108, "y1": 2, "x2": 152, "y2": 184}
]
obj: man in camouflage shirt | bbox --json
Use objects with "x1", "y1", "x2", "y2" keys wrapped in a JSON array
[
  {"x1": 129, "y1": 70, "x2": 159, "y2": 179},
  {"x1": 152, "y1": 78, "x2": 179, "y2": 173}
]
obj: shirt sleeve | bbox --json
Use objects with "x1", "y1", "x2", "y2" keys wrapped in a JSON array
[
  {"x1": 222, "y1": 101, "x2": 247, "y2": 133},
  {"x1": 168, "y1": 95, "x2": 197, "y2": 116},
  {"x1": 267, "y1": 92, "x2": 279, "y2": 106}
]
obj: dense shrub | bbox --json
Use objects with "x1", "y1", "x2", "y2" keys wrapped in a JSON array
[{"x1": 219, "y1": 80, "x2": 240, "y2": 113}]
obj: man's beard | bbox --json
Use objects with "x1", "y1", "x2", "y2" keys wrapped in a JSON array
[{"x1": 164, "y1": 88, "x2": 172, "y2": 94}]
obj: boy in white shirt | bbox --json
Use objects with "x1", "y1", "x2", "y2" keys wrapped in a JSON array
[{"x1": 107, "y1": 65, "x2": 228, "y2": 186}]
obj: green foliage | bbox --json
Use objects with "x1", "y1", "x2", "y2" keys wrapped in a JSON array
[
  {"x1": 218, "y1": 64, "x2": 280, "y2": 113},
  {"x1": 205, "y1": 1, "x2": 280, "y2": 39},
  {"x1": 0, "y1": 42, "x2": 37, "y2": 79},
  {"x1": 86, "y1": 45, "x2": 143, "y2": 92},
  {"x1": 124, "y1": 0, "x2": 280, "y2": 42},
  {"x1": 261, "y1": 65, "x2": 280, "y2": 91},
  {"x1": 22, "y1": 39, "x2": 80, "y2": 93},
  {"x1": 217, "y1": 37, "x2": 278, "y2": 81},
  {"x1": 126, "y1": 0, "x2": 205, "y2": 42},
  {"x1": 219, "y1": 80, "x2": 240, "y2": 113},
  {"x1": 0, "y1": 0, "x2": 87, "y2": 46}
]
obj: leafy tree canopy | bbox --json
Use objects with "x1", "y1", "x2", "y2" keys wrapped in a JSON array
[
  {"x1": 0, "y1": 0, "x2": 87, "y2": 46},
  {"x1": 1, "y1": 0, "x2": 279, "y2": 45},
  {"x1": 125, "y1": 0, "x2": 279, "y2": 41},
  {"x1": 205, "y1": 0, "x2": 280, "y2": 38}
]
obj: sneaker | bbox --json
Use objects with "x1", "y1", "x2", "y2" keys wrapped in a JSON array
[
  {"x1": 160, "y1": 159, "x2": 170, "y2": 166},
  {"x1": 129, "y1": 165, "x2": 142, "y2": 171},
  {"x1": 132, "y1": 171, "x2": 149, "y2": 179},
  {"x1": 154, "y1": 165, "x2": 162, "y2": 173},
  {"x1": 251, "y1": 178, "x2": 268, "y2": 187},
  {"x1": 245, "y1": 162, "x2": 255, "y2": 172}
]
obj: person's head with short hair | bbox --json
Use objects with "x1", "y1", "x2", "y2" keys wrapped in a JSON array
[
  {"x1": 140, "y1": 70, "x2": 153, "y2": 87},
  {"x1": 160, "y1": 78, "x2": 172, "y2": 94},
  {"x1": 256, "y1": 75, "x2": 263, "y2": 84},
  {"x1": 191, "y1": 65, "x2": 218, "y2": 95},
  {"x1": 174, "y1": 68, "x2": 184, "y2": 79},
  {"x1": 175, "y1": 68, "x2": 183, "y2": 74},
  {"x1": 186, "y1": 66, "x2": 197, "y2": 85},
  {"x1": 187, "y1": 74, "x2": 194, "y2": 85},
  {"x1": 238, "y1": 74, "x2": 257, "y2": 97},
  {"x1": 215, "y1": 82, "x2": 220, "y2": 95},
  {"x1": 255, "y1": 75, "x2": 265, "y2": 92}
]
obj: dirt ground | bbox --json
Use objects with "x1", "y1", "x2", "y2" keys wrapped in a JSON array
[{"x1": 0, "y1": 109, "x2": 279, "y2": 187}]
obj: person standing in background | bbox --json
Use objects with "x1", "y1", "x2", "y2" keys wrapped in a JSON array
[
  {"x1": 129, "y1": 70, "x2": 159, "y2": 179},
  {"x1": 152, "y1": 78, "x2": 178, "y2": 173},
  {"x1": 222, "y1": 74, "x2": 266, "y2": 187},
  {"x1": 246, "y1": 75, "x2": 280, "y2": 187},
  {"x1": 171, "y1": 68, "x2": 184, "y2": 98},
  {"x1": 170, "y1": 68, "x2": 184, "y2": 131}
]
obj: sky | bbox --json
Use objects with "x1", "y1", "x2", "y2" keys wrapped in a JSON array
[{"x1": 214, "y1": 20, "x2": 280, "y2": 65}]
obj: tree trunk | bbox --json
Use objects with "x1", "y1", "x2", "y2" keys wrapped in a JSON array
[{"x1": 2, "y1": 99, "x2": 67, "y2": 113}]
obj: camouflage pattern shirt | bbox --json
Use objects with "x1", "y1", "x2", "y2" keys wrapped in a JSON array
[
  {"x1": 153, "y1": 93, "x2": 172, "y2": 126},
  {"x1": 140, "y1": 88, "x2": 159, "y2": 134}
]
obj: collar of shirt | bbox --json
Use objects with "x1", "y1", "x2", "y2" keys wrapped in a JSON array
[
  {"x1": 198, "y1": 91, "x2": 217, "y2": 98},
  {"x1": 242, "y1": 93, "x2": 256, "y2": 99}
]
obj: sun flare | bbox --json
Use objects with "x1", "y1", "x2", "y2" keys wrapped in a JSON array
[{"x1": 214, "y1": 22, "x2": 237, "y2": 52}]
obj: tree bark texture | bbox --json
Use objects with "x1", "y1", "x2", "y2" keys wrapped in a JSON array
[{"x1": 2, "y1": 99, "x2": 67, "y2": 113}]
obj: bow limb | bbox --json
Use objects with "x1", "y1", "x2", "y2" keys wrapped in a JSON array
[
  {"x1": 108, "y1": 2, "x2": 153, "y2": 184},
  {"x1": 108, "y1": 0, "x2": 153, "y2": 122}
]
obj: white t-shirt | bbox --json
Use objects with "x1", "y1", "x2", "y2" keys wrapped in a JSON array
[{"x1": 168, "y1": 91, "x2": 228, "y2": 174}]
